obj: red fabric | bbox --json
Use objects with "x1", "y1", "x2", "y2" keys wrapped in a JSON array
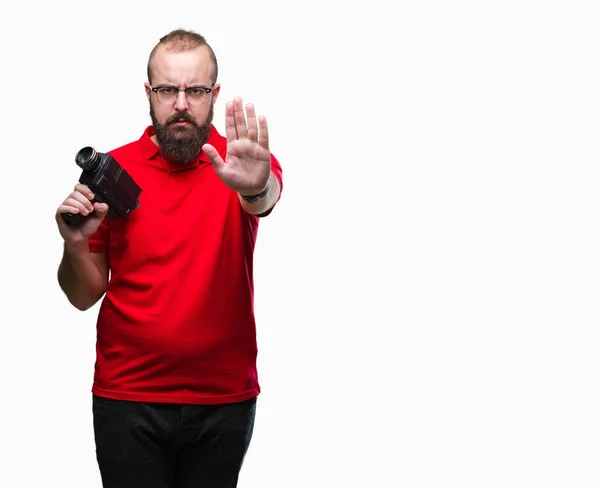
[{"x1": 88, "y1": 125, "x2": 282, "y2": 404}]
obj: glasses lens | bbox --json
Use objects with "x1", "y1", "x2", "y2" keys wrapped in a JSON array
[
  {"x1": 156, "y1": 87, "x2": 177, "y2": 104},
  {"x1": 186, "y1": 88, "x2": 207, "y2": 105}
]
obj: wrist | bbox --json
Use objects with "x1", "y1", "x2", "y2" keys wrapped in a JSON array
[{"x1": 240, "y1": 178, "x2": 270, "y2": 203}]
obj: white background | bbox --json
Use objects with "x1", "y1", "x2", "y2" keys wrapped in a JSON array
[{"x1": 1, "y1": 0, "x2": 599, "y2": 486}]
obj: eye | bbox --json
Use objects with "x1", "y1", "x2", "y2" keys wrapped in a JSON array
[
  {"x1": 158, "y1": 87, "x2": 177, "y2": 96},
  {"x1": 187, "y1": 88, "x2": 204, "y2": 96}
]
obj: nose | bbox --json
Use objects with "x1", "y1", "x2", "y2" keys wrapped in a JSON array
[{"x1": 174, "y1": 90, "x2": 190, "y2": 111}]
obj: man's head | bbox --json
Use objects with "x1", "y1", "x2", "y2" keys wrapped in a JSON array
[{"x1": 145, "y1": 29, "x2": 221, "y2": 165}]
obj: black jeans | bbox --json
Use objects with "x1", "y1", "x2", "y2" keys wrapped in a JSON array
[{"x1": 92, "y1": 394, "x2": 257, "y2": 488}]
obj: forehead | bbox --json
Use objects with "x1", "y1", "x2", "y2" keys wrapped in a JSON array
[{"x1": 151, "y1": 45, "x2": 213, "y2": 85}]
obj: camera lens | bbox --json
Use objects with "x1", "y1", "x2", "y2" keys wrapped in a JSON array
[{"x1": 76, "y1": 147, "x2": 100, "y2": 171}]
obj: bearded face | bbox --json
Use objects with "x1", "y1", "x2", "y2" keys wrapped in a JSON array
[{"x1": 150, "y1": 103, "x2": 214, "y2": 166}]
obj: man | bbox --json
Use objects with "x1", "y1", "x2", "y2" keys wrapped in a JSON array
[{"x1": 55, "y1": 29, "x2": 283, "y2": 488}]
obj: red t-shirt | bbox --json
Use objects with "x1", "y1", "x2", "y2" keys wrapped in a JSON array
[{"x1": 88, "y1": 125, "x2": 283, "y2": 404}]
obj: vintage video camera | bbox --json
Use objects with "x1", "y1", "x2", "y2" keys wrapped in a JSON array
[{"x1": 61, "y1": 146, "x2": 142, "y2": 226}]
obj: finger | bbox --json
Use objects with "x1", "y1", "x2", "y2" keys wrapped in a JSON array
[
  {"x1": 74, "y1": 183, "x2": 94, "y2": 200},
  {"x1": 57, "y1": 204, "x2": 83, "y2": 217},
  {"x1": 202, "y1": 144, "x2": 226, "y2": 173},
  {"x1": 64, "y1": 197, "x2": 92, "y2": 216},
  {"x1": 258, "y1": 115, "x2": 269, "y2": 150},
  {"x1": 68, "y1": 191, "x2": 95, "y2": 213},
  {"x1": 246, "y1": 104, "x2": 258, "y2": 143},
  {"x1": 233, "y1": 97, "x2": 247, "y2": 139},
  {"x1": 225, "y1": 102, "x2": 237, "y2": 143}
]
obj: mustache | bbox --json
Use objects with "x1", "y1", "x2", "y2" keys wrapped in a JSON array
[{"x1": 166, "y1": 113, "x2": 197, "y2": 126}]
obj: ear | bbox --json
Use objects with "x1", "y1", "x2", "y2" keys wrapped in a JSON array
[
  {"x1": 144, "y1": 82, "x2": 152, "y2": 101},
  {"x1": 211, "y1": 83, "x2": 221, "y2": 105}
]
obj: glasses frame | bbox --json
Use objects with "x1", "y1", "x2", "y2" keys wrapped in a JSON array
[{"x1": 149, "y1": 84, "x2": 215, "y2": 106}]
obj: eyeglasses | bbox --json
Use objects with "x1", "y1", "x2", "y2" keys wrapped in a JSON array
[{"x1": 150, "y1": 85, "x2": 214, "y2": 106}]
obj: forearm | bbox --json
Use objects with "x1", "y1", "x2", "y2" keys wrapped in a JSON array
[
  {"x1": 238, "y1": 172, "x2": 281, "y2": 215},
  {"x1": 57, "y1": 243, "x2": 107, "y2": 311}
]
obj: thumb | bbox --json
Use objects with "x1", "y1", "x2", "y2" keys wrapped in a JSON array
[
  {"x1": 93, "y1": 202, "x2": 110, "y2": 221},
  {"x1": 202, "y1": 144, "x2": 225, "y2": 173}
]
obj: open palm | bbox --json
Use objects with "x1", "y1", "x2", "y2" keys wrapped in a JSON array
[{"x1": 202, "y1": 97, "x2": 271, "y2": 195}]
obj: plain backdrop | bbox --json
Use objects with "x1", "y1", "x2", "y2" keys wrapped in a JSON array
[{"x1": 1, "y1": 0, "x2": 600, "y2": 486}]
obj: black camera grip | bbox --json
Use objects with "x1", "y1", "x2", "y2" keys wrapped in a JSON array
[{"x1": 61, "y1": 211, "x2": 86, "y2": 227}]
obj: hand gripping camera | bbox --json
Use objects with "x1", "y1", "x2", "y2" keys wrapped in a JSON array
[{"x1": 61, "y1": 146, "x2": 142, "y2": 226}]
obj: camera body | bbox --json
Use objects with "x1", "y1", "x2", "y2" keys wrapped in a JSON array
[{"x1": 61, "y1": 147, "x2": 142, "y2": 226}]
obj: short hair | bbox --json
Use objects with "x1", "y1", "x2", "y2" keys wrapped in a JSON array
[{"x1": 147, "y1": 29, "x2": 218, "y2": 85}]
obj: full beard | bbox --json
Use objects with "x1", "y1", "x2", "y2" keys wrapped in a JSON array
[{"x1": 150, "y1": 104, "x2": 214, "y2": 166}]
